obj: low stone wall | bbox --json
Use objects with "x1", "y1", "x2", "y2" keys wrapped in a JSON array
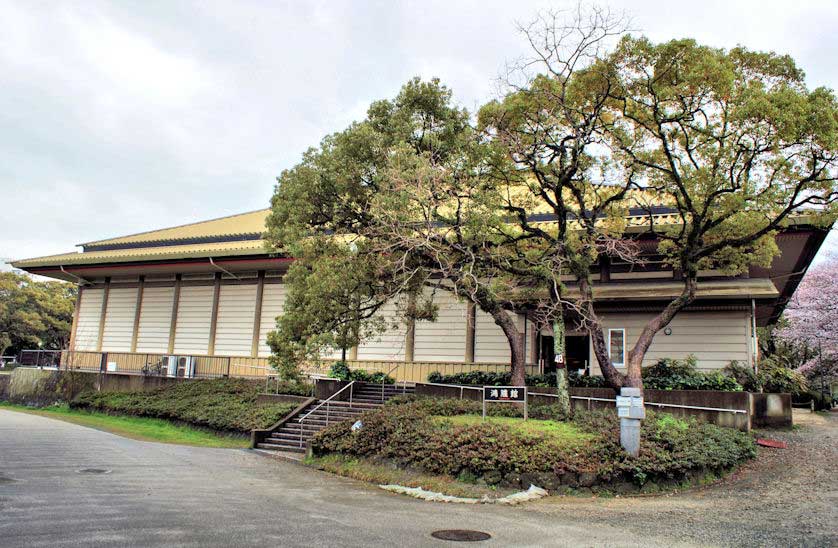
[
  {"x1": 750, "y1": 393, "x2": 792, "y2": 428},
  {"x1": 314, "y1": 379, "x2": 352, "y2": 400},
  {"x1": 3, "y1": 368, "x2": 97, "y2": 406},
  {"x1": 569, "y1": 387, "x2": 752, "y2": 431}
]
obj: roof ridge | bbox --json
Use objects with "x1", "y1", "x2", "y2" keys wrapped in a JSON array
[{"x1": 79, "y1": 208, "x2": 271, "y2": 247}]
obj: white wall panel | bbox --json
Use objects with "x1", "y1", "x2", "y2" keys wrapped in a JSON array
[
  {"x1": 414, "y1": 290, "x2": 467, "y2": 362},
  {"x1": 357, "y1": 300, "x2": 407, "y2": 361},
  {"x1": 73, "y1": 287, "x2": 104, "y2": 351},
  {"x1": 588, "y1": 311, "x2": 751, "y2": 373},
  {"x1": 474, "y1": 311, "x2": 525, "y2": 364},
  {"x1": 135, "y1": 286, "x2": 175, "y2": 353},
  {"x1": 214, "y1": 284, "x2": 258, "y2": 356},
  {"x1": 100, "y1": 287, "x2": 138, "y2": 351},
  {"x1": 258, "y1": 283, "x2": 286, "y2": 357},
  {"x1": 173, "y1": 285, "x2": 214, "y2": 355}
]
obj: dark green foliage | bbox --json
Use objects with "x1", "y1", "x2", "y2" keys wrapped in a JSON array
[
  {"x1": 71, "y1": 378, "x2": 305, "y2": 433},
  {"x1": 329, "y1": 361, "x2": 395, "y2": 384},
  {"x1": 311, "y1": 400, "x2": 755, "y2": 486},
  {"x1": 568, "y1": 373, "x2": 609, "y2": 388},
  {"x1": 427, "y1": 370, "x2": 556, "y2": 387},
  {"x1": 642, "y1": 357, "x2": 743, "y2": 391},
  {"x1": 723, "y1": 360, "x2": 808, "y2": 396},
  {"x1": 430, "y1": 362, "x2": 744, "y2": 392}
]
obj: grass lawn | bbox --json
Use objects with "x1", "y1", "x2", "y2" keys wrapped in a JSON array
[
  {"x1": 0, "y1": 402, "x2": 249, "y2": 448},
  {"x1": 432, "y1": 414, "x2": 593, "y2": 446}
]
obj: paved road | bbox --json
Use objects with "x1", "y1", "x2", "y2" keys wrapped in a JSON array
[
  {"x1": 1, "y1": 409, "x2": 835, "y2": 547},
  {"x1": 0, "y1": 410, "x2": 685, "y2": 548}
]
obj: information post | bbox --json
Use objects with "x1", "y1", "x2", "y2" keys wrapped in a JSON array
[{"x1": 482, "y1": 385, "x2": 528, "y2": 420}]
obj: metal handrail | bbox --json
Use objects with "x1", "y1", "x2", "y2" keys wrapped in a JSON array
[
  {"x1": 380, "y1": 364, "x2": 401, "y2": 402},
  {"x1": 297, "y1": 380, "x2": 356, "y2": 448}
]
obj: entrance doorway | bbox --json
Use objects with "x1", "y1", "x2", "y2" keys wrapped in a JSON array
[{"x1": 536, "y1": 333, "x2": 589, "y2": 375}]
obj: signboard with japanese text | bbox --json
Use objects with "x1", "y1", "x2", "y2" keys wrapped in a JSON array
[
  {"x1": 483, "y1": 386, "x2": 526, "y2": 402},
  {"x1": 482, "y1": 385, "x2": 528, "y2": 420}
]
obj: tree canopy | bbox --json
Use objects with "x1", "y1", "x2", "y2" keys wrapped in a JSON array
[
  {"x1": 266, "y1": 9, "x2": 838, "y2": 392},
  {"x1": 0, "y1": 272, "x2": 76, "y2": 357}
]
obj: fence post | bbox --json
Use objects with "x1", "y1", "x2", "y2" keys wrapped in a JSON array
[
  {"x1": 226, "y1": 358, "x2": 231, "y2": 378},
  {"x1": 99, "y1": 352, "x2": 108, "y2": 372}
]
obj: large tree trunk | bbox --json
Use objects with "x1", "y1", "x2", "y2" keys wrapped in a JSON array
[{"x1": 490, "y1": 308, "x2": 527, "y2": 386}]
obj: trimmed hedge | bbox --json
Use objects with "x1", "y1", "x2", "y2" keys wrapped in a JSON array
[
  {"x1": 72, "y1": 378, "x2": 304, "y2": 433},
  {"x1": 429, "y1": 356, "x2": 745, "y2": 392},
  {"x1": 330, "y1": 361, "x2": 395, "y2": 384},
  {"x1": 428, "y1": 370, "x2": 556, "y2": 387},
  {"x1": 311, "y1": 399, "x2": 755, "y2": 488}
]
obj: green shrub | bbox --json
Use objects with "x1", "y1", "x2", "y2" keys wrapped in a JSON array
[
  {"x1": 330, "y1": 361, "x2": 395, "y2": 384},
  {"x1": 312, "y1": 401, "x2": 756, "y2": 486},
  {"x1": 71, "y1": 378, "x2": 302, "y2": 433},
  {"x1": 642, "y1": 356, "x2": 743, "y2": 391},
  {"x1": 723, "y1": 359, "x2": 808, "y2": 396},
  {"x1": 427, "y1": 370, "x2": 557, "y2": 387},
  {"x1": 568, "y1": 373, "x2": 608, "y2": 388}
]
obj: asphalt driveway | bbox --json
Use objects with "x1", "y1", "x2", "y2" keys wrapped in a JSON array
[{"x1": 0, "y1": 409, "x2": 835, "y2": 547}]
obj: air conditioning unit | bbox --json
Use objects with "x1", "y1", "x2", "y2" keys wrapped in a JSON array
[
  {"x1": 176, "y1": 356, "x2": 196, "y2": 378},
  {"x1": 161, "y1": 355, "x2": 179, "y2": 377}
]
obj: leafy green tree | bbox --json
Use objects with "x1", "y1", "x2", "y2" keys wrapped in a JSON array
[
  {"x1": 266, "y1": 78, "x2": 549, "y2": 386},
  {"x1": 480, "y1": 9, "x2": 838, "y2": 389},
  {"x1": 0, "y1": 272, "x2": 76, "y2": 357}
]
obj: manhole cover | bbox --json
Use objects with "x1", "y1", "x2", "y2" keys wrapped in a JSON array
[
  {"x1": 77, "y1": 468, "x2": 111, "y2": 475},
  {"x1": 431, "y1": 530, "x2": 491, "y2": 542}
]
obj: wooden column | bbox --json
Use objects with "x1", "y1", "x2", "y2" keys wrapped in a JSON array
[
  {"x1": 95, "y1": 278, "x2": 111, "y2": 352},
  {"x1": 68, "y1": 286, "x2": 83, "y2": 351},
  {"x1": 167, "y1": 275, "x2": 182, "y2": 354},
  {"x1": 465, "y1": 302, "x2": 476, "y2": 363},
  {"x1": 529, "y1": 320, "x2": 539, "y2": 364},
  {"x1": 130, "y1": 276, "x2": 145, "y2": 353},
  {"x1": 250, "y1": 271, "x2": 266, "y2": 357},
  {"x1": 348, "y1": 346, "x2": 358, "y2": 360},
  {"x1": 207, "y1": 273, "x2": 222, "y2": 356}
]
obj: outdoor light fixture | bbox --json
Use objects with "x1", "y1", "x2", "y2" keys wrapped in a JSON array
[{"x1": 664, "y1": 327, "x2": 672, "y2": 336}]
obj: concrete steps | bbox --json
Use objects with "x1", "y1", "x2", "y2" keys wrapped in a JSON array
[{"x1": 254, "y1": 383, "x2": 414, "y2": 454}]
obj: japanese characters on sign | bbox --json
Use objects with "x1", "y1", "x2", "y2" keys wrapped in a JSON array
[{"x1": 483, "y1": 385, "x2": 527, "y2": 402}]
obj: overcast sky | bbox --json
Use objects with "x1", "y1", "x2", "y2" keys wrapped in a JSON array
[{"x1": 1, "y1": 0, "x2": 837, "y2": 270}]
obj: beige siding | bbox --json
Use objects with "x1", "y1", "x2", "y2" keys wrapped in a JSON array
[
  {"x1": 172, "y1": 285, "x2": 214, "y2": 355},
  {"x1": 258, "y1": 283, "x2": 286, "y2": 357},
  {"x1": 100, "y1": 287, "x2": 138, "y2": 351},
  {"x1": 414, "y1": 291, "x2": 467, "y2": 362},
  {"x1": 588, "y1": 310, "x2": 751, "y2": 373},
  {"x1": 135, "y1": 286, "x2": 174, "y2": 353},
  {"x1": 74, "y1": 287, "x2": 105, "y2": 351},
  {"x1": 357, "y1": 300, "x2": 407, "y2": 361},
  {"x1": 214, "y1": 284, "x2": 258, "y2": 356},
  {"x1": 474, "y1": 311, "x2": 526, "y2": 364}
]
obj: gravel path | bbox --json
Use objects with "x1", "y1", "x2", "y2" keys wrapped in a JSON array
[{"x1": 530, "y1": 410, "x2": 838, "y2": 547}]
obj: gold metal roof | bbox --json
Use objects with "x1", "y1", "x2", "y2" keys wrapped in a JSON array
[
  {"x1": 81, "y1": 209, "x2": 270, "y2": 247},
  {"x1": 13, "y1": 239, "x2": 270, "y2": 268}
]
